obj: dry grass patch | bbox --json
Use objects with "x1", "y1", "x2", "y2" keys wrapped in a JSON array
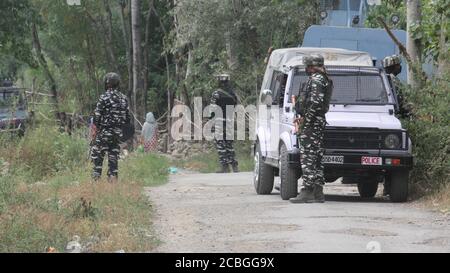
[{"x1": 0, "y1": 152, "x2": 168, "y2": 253}]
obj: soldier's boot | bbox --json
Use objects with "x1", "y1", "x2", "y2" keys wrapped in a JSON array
[
  {"x1": 313, "y1": 185, "x2": 325, "y2": 203},
  {"x1": 216, "y1": 164, "x2": 230, "y2": 173},
  {"x1": 107, "y1": 176, "x2": 118, "y2": 184},
  {"x1": 289, "y1": 187, "x2": 316, "y2": 203},
  {"x1": 231, "y1": 162, "x2": 239, "y2": 173}
]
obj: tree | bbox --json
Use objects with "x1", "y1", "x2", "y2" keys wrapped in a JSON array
[
  {"x1": 406, "y1": 0, "x2": 423, "y2": 89},
  {"x1": 0, "y1": 0, "x2": 38, "y2": 81},
  {"x1": 119, "y1": 0, "x2": 134, "y2": 97},
  {"x1": 368, "y1": 0, "x2": 448, "y2": 84},
  {"x1": 131, "y1": 0, "x2": 143, "y2": 127}
]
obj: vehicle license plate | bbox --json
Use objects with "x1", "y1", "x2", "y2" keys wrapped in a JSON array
[
  {"x1": 361, "y1": 156, "x2": 382, "y2": 165},
  {"x1": 322, "y1": 156, "x2": 344, "y2": 164}
]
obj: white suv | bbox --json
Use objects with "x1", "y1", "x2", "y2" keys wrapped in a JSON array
[{"x1": 253, "y1": 47, "x2": 413, "y2": 202}]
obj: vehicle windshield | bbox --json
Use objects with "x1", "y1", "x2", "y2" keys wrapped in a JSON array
[
  {"x1": 0, "y1": 91, "x2": 25, "y2": 113},
  {"x1": 291, "y1": 70, "x2": 389, "y2": 105}
]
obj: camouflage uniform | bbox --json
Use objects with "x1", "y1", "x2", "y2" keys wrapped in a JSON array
[
  {"x1": 382, "y1": 55, "x2": 412, "y2": 119},
  {"x1": 295, "y1": 56, "x2": 333, "y2": 189},
  {"x1": 210, "y1": 75, "x2": 238, "y2": 171},
  {"x1": 91, "y1": 77, "x2": 130, "y2": 180}
]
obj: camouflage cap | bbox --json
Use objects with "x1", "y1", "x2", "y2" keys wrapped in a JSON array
[
  {"x1": 104, "y1": 72, "x2": 121, "y2": 86},
  {"x1": 303, "y1": 54, "x2": 324, "y2": 67},
  {"x1": 382, "y1": 55, "x2": 401, "y2": 68}
]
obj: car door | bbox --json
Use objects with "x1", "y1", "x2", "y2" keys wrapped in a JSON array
[{"x1": 268, "y1": 71, "x2": 287, "y2": 159}]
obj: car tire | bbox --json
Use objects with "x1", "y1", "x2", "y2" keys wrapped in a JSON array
[
  {"x1": 254, "y1": 142, "x2": 274, "y2": 195},
  {"x1": 279, "y1": 144, "x2": 299, "y2": 200},
  {"x1": 389, "y1": 170, "x2": 409, "y2": 202},
  {"x1": 357, "y1": 179, "x2": 379, "y2": 198}
]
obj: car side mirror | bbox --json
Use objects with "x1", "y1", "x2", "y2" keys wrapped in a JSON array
[{"x1": 260, "y1": 89, "x2": 273, "y2": 106}]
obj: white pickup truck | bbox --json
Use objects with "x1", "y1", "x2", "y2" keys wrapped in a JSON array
[{"x1": 253, "y1": 47, "x2": 413, "y2": 202}]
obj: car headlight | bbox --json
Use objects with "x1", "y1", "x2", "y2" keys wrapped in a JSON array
[{"x1": 385, "y1": 134, "x2": 400, "y2": 149}]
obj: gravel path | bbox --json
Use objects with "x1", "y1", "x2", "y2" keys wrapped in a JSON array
[{"x1": 146, "y1": 172, "x2": 450, "y2": 253}]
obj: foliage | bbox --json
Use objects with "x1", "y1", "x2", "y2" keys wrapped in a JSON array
[
  {"x1": 0, "y1": 126, "x2": 170, "y2": 252},
  {"x1": 365, "y1": 0, "x2": 407, "y2": 30},
  {"x1": 121, "y1": 152, "x2": 170, "y2": 186},
  {"x1": 403, "y1": 75, "x2": 450, "y2": 194},
  {"x1": 0, "y1": 126, "x2": 89, "y2": 181},
  {"x1": 366, "y1": 0, "x2": 449, "y2": 194},
  {"x1": 0, "y1": 0, "x2": 36, "y2": 68},
  {"x1": 411, "y1": 0, "x2": 449, "y2": 63},
  {"x1": 366, "y1": 0, "x2": 449, "y2": 64},
  {"x1": 171, "y1": 0, "x2": 318, "y2": 104},
  {"x1": 2, "y1": 0, "x2": 318, "y2": 116}
]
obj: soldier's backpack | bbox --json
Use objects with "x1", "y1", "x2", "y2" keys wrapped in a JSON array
[{"x1": 120, "y1": 119, "x2": 135, "y2": 143}]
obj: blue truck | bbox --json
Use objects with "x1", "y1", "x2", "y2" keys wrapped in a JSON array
[{"x1": 302, "y1": 0, "x2": 408, "y2": 82}]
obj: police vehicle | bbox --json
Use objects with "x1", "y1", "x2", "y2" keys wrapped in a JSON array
[
  {"x1": 0, "y1": 80, "x2": 28, "y2": 136},
  {"x1": 253, "y1": 47, "x2": 413, "y2": 202}
]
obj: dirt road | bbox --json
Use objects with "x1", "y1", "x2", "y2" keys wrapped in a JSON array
[{"x1": 146, "y1": 172, "x2": 450, "y2": 253}]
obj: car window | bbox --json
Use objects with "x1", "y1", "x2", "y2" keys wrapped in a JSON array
[
  {"x1": 270, "y1": 71, "x2": 287, "y2": 106},
  {"x1": 291, "y1": 71, "x2": 388, "y2": 104},
  {"x1": 289, "y1": 75, "x2": 308, "y2": 102},
  {"x1": 0, "y1": 91, "x2": 25, "y2": 109}
]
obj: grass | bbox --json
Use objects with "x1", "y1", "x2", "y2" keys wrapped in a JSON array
[
  {"x1": 420, "y1": 183, "x2": 450, "y2": 215},
  {"x1": 172, "y1": 140, "x2": 254, "y2": 173},
  {"x1": 0, "y1": 126, "x2": 169, "y2": 253}
]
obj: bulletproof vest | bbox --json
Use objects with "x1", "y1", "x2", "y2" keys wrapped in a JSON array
[
  {"x1": 309, "y1": 72, "x2": 333, "y2": 116},
  {"x1": 214, "y1": 88, "x2": 237, "y2": 119},
  {"x1": 296, "y1": 73, "x2": 332, "y2": 117}
]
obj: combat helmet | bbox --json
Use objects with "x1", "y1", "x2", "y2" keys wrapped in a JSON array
[
  {"x1": 382, "y1": 55, "x2": 401, "y2": 68},
  {"x1": 303, "y1": 54, "x2": 324, "y2": 67},
  {"x1": 216, "y1": 73, "x2": 230, "y2": 82}
]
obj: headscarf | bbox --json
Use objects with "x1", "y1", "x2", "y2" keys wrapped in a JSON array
[{"x1": 141, "y1": 112, "x2": 158, "y2": 152}]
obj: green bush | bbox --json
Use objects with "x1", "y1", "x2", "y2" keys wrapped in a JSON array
[
  {"x1": 403, "y1": 77, "x2": 450, "y2": 194},
  {"x1": 121, "y1": 153, "x2": 170, "y2": 186},
  {"x1": 13, "y1": 126, "x2": 88, "y2": 182}
]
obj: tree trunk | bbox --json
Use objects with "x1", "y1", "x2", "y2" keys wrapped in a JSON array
[
  {"x1": 152, "y1": 2, "x2": 173, "y2": 149},
  {"x1": 31, "y1": 22, "x2": 60, "y2": 121},
  {"x1": 225, "y1": 31, "x2": 238, "y2": 71},
  {"x1": 143, "y1": 0, "x2": 154, "y2": 116},
  {"x1": 103, "y1": 0, "x2": 119, "y2": 73},
  {"x1": 406, "y1": 0, "x2": 423, "y2": 88},
  {"x1": 85, "y1": 33, "x2": 101, "y2": 97},
  {"x1": 68, "y1": 58, "x2": 85, "y2": 110},
  {"x1": 131, "y1": 0, "x2": 143, "y2": 127},
  {"x1": 437, "y1": 13, "x2": 449, "y2": 78},
  {"x1": 119, "y1": 0, "x2": 134, "y2": 97}
]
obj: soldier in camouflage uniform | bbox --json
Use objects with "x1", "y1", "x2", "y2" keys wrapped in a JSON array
[
  {"x1": 290, "y1": 54, "x2": 333, "y2": 203},
  {"x1": 382, "y1": 55, "x2": 412, "y2": 120},
  {"x1": 210, "y1": 74, "x2": 239, "y2": 173},
  {"x1": 91, "y1": 72, "x2": 130, "y2": 182}
]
